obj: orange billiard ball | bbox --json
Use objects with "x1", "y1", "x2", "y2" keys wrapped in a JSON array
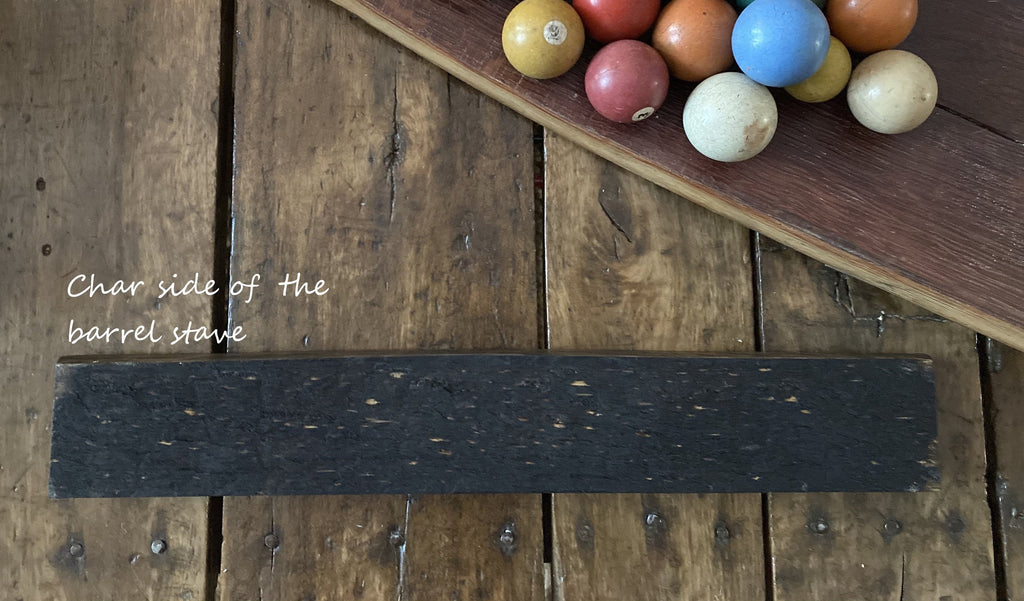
[{"x1": 826, "y1": 0, "x2": 918, "y2": 54}]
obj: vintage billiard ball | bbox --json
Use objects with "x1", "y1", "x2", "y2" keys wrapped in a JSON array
[
  {"x1": 652, "y1": 0, "x2": 738, "y2": 82},
  {"x1": 734, "y1": 0, "x2": 823, "y2": 9},
  {"x1": 827, "y1": 0, "x2": 918, "y2": 54},
  {"x1": 683, "y1": 72, "x2": 778, "y2": 162},
  {"x1": 573, "y1": 0, "x2": 661, "y2": 43},
  {"x1": 731, "y1": 0, "x2": 830, "y2": 87},
  {"x1": 847, "y1": 49, "x2": 937, "y2": 134},
  {"x1": 502, "y1": 0, "x2": 586, "y2": 79},
  {"x1": 785, "y1": 36, "x2": 852, "y2": 103},
  {"x1": 585, "y1": 40, "x2": 670, "y2": 123}
]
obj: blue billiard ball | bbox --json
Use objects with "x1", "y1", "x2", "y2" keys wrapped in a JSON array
[{"x1": 732, "y1": 0, "x2": 830, "y2": 87}]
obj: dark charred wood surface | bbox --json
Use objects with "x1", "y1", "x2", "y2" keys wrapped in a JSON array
[{"x1": 51, "y1": 353, "x2": 938, "y2": 498}]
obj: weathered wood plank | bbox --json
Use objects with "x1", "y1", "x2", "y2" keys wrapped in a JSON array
[
  {"x1": 402, "y1": 494, "x2": 546, "y2": 600},
  {"x1": 329, "y1": 0, "x2": 1024, "y2": 354},
  {"x1": 543, "y1": 131, "x2": 766, "y2": 601},
  {"x1": 221, "y1": 1, "x2": 542, "y2": 599},
  {"x1": 0, "y1": 0, "x2": 219, "y2": 598},
  {"x1": 50, "y1": 353, "x2": 939, "y2": 497},
  {"x1": 758, "y1": 238, "x2": 995, "y2": 600},
  {"x1": 394, "y1": 49, "x2": 544, "y2": 590},
  {"x1": 985, "y1": 341, "x2": 1024, "y2": 599}
]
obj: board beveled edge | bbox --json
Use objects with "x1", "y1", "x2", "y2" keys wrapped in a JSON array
[{"x1": 327, "y1": 0, "x2": 1024, "y2": 353}]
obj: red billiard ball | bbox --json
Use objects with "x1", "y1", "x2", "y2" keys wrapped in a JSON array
[
  {"x1": 573, "y1": 0, "x2": 661, "y2": 43},
  {"x1": 585, "y1": 40, "x2": 670, "y2": 123}
]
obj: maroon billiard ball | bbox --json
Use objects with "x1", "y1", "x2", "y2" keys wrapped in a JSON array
[
  {"x1": 585, "y1": 40, "x2": 670, "y2": 123},
  {"x1": 573, "y1": 0, "x2": 661, "y2": 43}
]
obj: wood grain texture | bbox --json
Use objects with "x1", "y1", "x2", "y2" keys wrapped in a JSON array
[
  {"x1": 330, "y1": 0, "x2": 1024, "y2": 353},
  {"x1": 50, "y1": 353, "x2": 939, "y2": 497},
  {"x1": 543, "y1": 131, "x2": 765, "y2": 601},
  {"x1": 221, "y1": 2, "x2": 542, "y2": 600},
  {"x1": 0, "y1": 0, "x2": 218, "y2": 599},
  {"x1": 758, "y1": 237, "x2": 996, "y2": 600},
  {"x1": 985, "y1": 341, "x2": 1024, "y2": 599},
  {"x1": 903, "y1": 0, "x2": 1024, "y2": 142}
]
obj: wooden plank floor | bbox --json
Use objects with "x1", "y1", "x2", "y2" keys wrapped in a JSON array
[{"x1": 1, "y1": 1, "x2": 1018, "y2": 600}]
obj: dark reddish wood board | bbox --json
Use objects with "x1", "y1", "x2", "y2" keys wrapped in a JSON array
[
  {"x1": 331, "y1": 0, "x2": 1024, "y2": 351},
  {"x1": 902, "y1": 0, "x2": 1024, "y2": 142}
]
